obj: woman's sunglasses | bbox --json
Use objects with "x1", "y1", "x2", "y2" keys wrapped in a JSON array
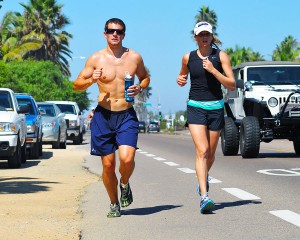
[{"x1": 105, "y1": 29, "x2": 125, "y2": 35}]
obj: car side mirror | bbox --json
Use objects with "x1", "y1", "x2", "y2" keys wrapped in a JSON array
[
  {"x1": 39, "y1": 109, "x2": 46, "y2": 115},
  {"x1": 236, "y1": 79, "x2": 244, "y2": 89},
  {"x1": 244, "y1": 81, "x2": 253, "y2": 91}
]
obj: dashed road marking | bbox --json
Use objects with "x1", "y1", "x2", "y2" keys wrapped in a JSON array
[
  {"x1": 222, "y1": 188, "x2": 261, "y2": 200},
  {"x1": 145, "y1": 154, "x2": 156, "y2": 157},
  {"x1": 139, "y1": 151, "x2": 148, "y2": 154},
  {"x1": 153, "y1": 157, "x2": 166, "y2": 161},
  {"x1": 164, "y1": 162, "x2": 179, "y2": 166},
  {"x1": 208, "y1": 177, "x2": 222, "y2": 183},
  {"x1": 177, "y1": 168, "x2": 195, "y2": 173},
  {"x1": 270, "y1": 210, "x2": 300, "y2": 227}
]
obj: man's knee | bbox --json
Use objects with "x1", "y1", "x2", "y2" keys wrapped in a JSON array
[{"x1": 119, "y1": 156, "x2": 134, "y2": 166}]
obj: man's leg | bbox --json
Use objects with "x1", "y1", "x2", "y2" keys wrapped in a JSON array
[
  {"x1": 118, "y1": 145, "x2": 136, "y2": 184},
  {"x1": 118, "y1": 145, "x2": 136, "y2": 207},
  {"x1": 101, "y1": 153, "x2": 121, "y2": 217},
  {"x1": 101, "y1": 153, "x2": 118, "y2": 204}
]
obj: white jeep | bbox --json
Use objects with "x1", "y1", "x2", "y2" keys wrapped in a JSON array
[
  {"x1": 222, "y1": 61, "x2": 300, "y2": 158},
  {"x1": 0, "y1": 88, "x2": 28, "y2": 168}
]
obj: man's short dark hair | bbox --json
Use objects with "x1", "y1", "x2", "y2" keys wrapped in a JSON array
[{"x1": 104, "y1": 18, "x2": 126, "y2": 32}]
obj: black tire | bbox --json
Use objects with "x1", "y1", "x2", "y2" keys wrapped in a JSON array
[
  {"x1": 221, "y1": 117, "x2": 239, "y2": 156},
  {"x1": 73, "y1": 132, "x2": 82, "y2": 145},
  {"x1": 240, "y1": 116, "x2": 260, "y2": 158},
  {"x1": 293, "y1": 141, "x2": 300, "y2": 154},
  {"x1": 21, "y1": 143, "x2": 27, "y2": 163},
  {"x1": 39, "y1": 136, "x2": 43, "y2": 156},
  {"x1": 8, "y1": 138, "x2": 22, "y2": 168},
  {"x1": 52, "y1": 131, "x2": 60, "y2": 149},
  {"x1": 60, "y1": 139, "x2": 67, "y2": 149},
  {"x1": 29, "y1": 141, "x2": 40, "y2": 159}
]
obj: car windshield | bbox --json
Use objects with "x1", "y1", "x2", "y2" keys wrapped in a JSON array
[
  {"x1": 0, "y1": 91, "x2": 13, "y2": 111},
  {"x1": 38, "y1": 104, "x2": 55, "y2": 117},
  {"x1": 17, "y1": 98, "x2": 35, "y2": 114},
  {"x1": 56, "y1": 104, "x2": 76, "y2": 114},
  {"x1": 247, "y1": 66, "x2": 300, "y2": 86}
]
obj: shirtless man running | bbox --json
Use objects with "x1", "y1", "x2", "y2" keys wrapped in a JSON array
[{"x1": 73, "y1": 18, "x2": 150, "y2": 217}]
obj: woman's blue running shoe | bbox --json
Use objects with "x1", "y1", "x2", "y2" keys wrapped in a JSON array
[{"x1": 200, "y1": 197, "x2": 215, "y2": 214}]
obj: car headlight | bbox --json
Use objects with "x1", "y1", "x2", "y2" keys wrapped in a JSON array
[
  {"x1": 268, "y1": 97, "x2": 278, "y2": 107},
  {"x1": 0, "y1": 123, "x2": 16, "y2": 133},
  {"x1": 27, "y1": 124, "x2": 36, "y2": 133},
  {"x1": 69, "y1": 120, "x2": 78, "y2": 127}
]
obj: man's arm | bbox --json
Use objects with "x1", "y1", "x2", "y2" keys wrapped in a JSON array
[
  {"x1": 135, "y1": 55, "x2": 150, "y2": 91},
  {"x1": 73, "y1": 57, "x2": 101, "y2": 92}
]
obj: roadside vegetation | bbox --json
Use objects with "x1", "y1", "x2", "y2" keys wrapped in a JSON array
[
  {"x1": 0, "y1": 0, "x2": 89, "y2": 110},
  {"x1": 0, "y1": 2, "x2": 299, "y2": 118}
]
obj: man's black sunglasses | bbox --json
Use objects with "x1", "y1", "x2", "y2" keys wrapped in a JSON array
[{"x1": 105, "y1": 29, "x2": 125, "y2": 35}]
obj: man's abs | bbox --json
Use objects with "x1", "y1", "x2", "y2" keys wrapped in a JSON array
[{"x1": 97, "y1": 94, "x2": 133, "y2": 111}]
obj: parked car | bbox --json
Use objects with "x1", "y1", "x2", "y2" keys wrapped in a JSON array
[
  {"x1": 38, "y1": 102, "x2": 67, "y2": 149},
  {"x1": 222, "y1": 61, "x2": 300, "y2": 158},
  {"x1": 0, "y1": 88, "x2": 28, "y2": 168},
  {"x1": 16, "y1": 93, "x2": 43, "y2": 159},
  {"x1": 47, "y1": 101, "x2": 84, "y2": 145},
  {"x1": 147, "y1": 121, "x2": 160, "y2": 133},
  {"x1": 138, "y1": 121, "x2": 146, "y2": 133}
]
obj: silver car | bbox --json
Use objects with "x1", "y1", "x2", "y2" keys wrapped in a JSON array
[{"x1": 37, "y1": 102, "x2": 67, "y2": 149}]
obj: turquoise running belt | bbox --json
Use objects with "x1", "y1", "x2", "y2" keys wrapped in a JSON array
[{"x1": 187, "y1": 99, "x2": 224, "y2": 110}]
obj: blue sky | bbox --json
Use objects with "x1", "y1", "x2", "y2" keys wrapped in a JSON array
[{"x1": 1, "y1": 0, "x2": 300, "y2": 115}]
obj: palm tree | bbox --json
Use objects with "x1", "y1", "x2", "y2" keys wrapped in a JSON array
[
  {"x1": 20, "y1": 0, "x2": 73, "y2": 76},
  {"x1": 272, "y1": 35, "x2": 300, "y2": 61},
  {"x1": 226, "y1": 45, "x2": 264, "y2": 67},
  {"x1": 0, "y1": 11, "x2": 42, "y2": 61},
  {"x1": 135, "y1": 67, "x2": 152, "y2": 121},
  {"x1": 193, "y1": 6, "x2": 218, "y2": 36}
]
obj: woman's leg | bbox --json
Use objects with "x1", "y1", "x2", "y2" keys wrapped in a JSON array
[{"x1": 189, "y1": 124, "x2": 209, "y2": 195}]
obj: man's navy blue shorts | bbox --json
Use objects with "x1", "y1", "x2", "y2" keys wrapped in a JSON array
[
  {"x1": 187, "y1": 105, "x2": 225, "y2": 131},
  {"x1": 90, "y1": 105, "x2": 139, "y2": 156}
]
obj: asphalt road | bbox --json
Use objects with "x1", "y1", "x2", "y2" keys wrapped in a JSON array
[{"x1": 80, "y1": 131, "x2": 300, "y2": 240}]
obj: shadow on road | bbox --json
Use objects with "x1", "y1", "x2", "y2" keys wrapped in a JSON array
[
  {"x1": 214, "y1": 200, "x2": 261, "y2": 211},
  {"x1": 0, "y1": 177, "x2": 59, "y2": 194},
  {"x1": 258, "y1": 152, "x2": 300, "y2": 159},
  {"x1": 122, "y1": 204, "x2": 183, "y2": 216}
]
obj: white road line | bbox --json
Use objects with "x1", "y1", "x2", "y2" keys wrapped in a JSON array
[
  {"x1": 153, "y1": 157, "x2": 166, "y2": 161},
  {"x1": 177, "y1": 168, "x2": 195, "y2": 173},
  {"x1": 136, "y1": 149, "x2": 142, "y2": 152},
  {"x1": 222, "y1": 188, "x2": 261, "y2": 200},
  {"x1": 208, "y1": 177, "x2": 222, "y2": 183},
  {"x1": 270, "y1": 210, "x2": 300, "y2": 227},
  {"x1": 139, "y1": 152, "x2": 148, "y2": 154},
  {"x1": 145, "y1": 154, "x2": 156, "y2": 157},
  {"x1": 164, "y1": 162, "x2": 179, "y2": 167}
]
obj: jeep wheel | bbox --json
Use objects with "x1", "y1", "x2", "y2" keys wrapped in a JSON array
[
  {"x1": 293, "y1": 140, "x2": 300, "y2": 154},
  {"x1": 221, "y1": 117, "x2": 239, "y2": 156},
  {"x1": 240, "y1": 116, "x2": 260, "y2": 158},
  {"x1": 8, "y1": 138, "x2": 22, "y2": 168}
]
